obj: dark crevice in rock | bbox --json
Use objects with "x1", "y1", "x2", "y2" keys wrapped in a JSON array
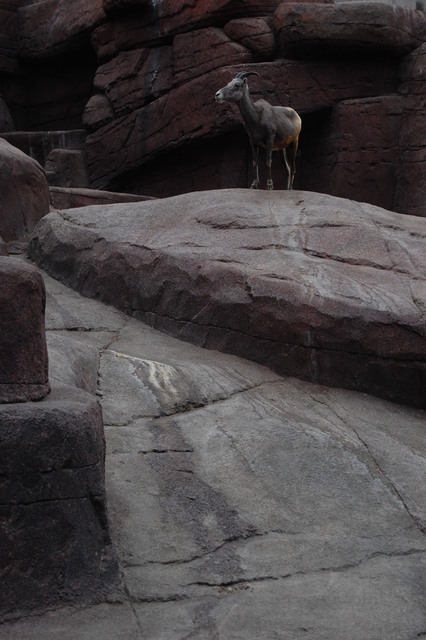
[
  {"x1": 0, "y1": 492, "x2": 106, "y2": 509},
  {"x1": 187, "y1": 548, "x2": 426, "y2": 591}
]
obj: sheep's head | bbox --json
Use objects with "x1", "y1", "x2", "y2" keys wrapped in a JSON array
[{"x1": 215, "y1": 71, "x2": 259, "y2": 104}]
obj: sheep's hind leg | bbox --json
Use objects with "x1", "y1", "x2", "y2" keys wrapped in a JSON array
[
  {"x1": 266, "y1": 145, "x2": 274, "y2": 190},
  {"x1": 250, "y1": 144, "x2": 260, "y2": 189},
  {"x1": 289, "y1": 139, "x2": 298, "y2": 190},
  {"x1": 281, "y1": 149, "x2": 291, "y2": 190}
]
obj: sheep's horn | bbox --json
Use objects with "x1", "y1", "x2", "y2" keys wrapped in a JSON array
[{"x1": 234, "y1": 71, "x2": 260, "y2": 80}]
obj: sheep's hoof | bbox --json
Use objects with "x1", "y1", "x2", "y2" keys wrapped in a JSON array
[
  {"x1": 267, "y1": 181, "x2": 274, "y2": 190},
  {"x1": 250, "y1": 182, "x2": 259, "y2": 189}
]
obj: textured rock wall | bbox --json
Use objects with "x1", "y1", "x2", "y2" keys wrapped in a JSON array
[
  {"x1": 0, "y1": 256, "x2": 118, "y2": 618},
  {"x1": 0, "y1": 258, "x2": 50, "y2": 403},
  {"x1": 0, "y1": 1, "x2": 425, "y2": 213}
]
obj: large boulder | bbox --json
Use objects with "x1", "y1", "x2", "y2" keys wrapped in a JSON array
[
  {"x1": 0, "y1": 138, "x2": 50, "y2": 242},
  {"x1": 0, "y1": 257, "x2": 120, "y2": 618},
  {"x1": 0, "y1": 258, "x2": 50, "y2": 403},
  {"x1": 0, "y1": 384, "x2": 118, "y2": 618},
  {"x1": 29, "y1": 189, "x2": 426, "y2": 408},
  {"x1": 274, "y1": 3, "x2": 426, "y2": 58},
  {"x1": 100, "y1": 0, "x2": 282, "y2": 46},
  {"x1": 18, "y1": 0, "x2": 106, "y2": 59}
]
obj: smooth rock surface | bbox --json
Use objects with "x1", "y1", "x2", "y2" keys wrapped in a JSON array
[
  {"x1": 1, "y1": 265, "x2": 425, "y2": 639},
  {"x1": 29, "y1": 189, "x2": 426, "y2": 408},
  {"x1": 0, "y1": 138, "x2": 50, "y2": 242}
]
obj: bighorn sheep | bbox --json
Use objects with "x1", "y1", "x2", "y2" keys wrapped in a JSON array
[{"x1": 215, "y1": 71, "x2": 302, "y2": 190}]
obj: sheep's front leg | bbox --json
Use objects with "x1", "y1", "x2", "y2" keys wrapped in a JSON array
[
  {"x1": 266, "y1": 145, "x2": 274, "y2": 190},
  {"x1": 250, "y1": 143, "x2": 260, "y2": 189}
]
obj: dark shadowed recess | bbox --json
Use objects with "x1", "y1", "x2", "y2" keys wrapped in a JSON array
[
  {"x1": 96, "y1": 115, "x2": 338, "y2": 198},
  {"x1": 0, "y1": 43, "x2": 98, "y2": 131}
]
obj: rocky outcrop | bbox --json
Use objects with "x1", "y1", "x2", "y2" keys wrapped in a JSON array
[
  {"x1": 0, "y1": 1, "x2": 425, "y2": 213},
  {"x1": 1, "y1": 262, "x2": 425, "y2": 638},
  {"x1": 0, "y1": 255, "x2": 118, "y2": 617},
  {"x1": 18, "y1": 0, "x2": 106, "y2": 60},
  {"x1": 0, "y1": 384, "x2": 118, "y2": 619},
  {"x1": 275, "y1": 3, "x2": 426, "y2": 58},
  {"x1": 0, "y1": 258, "x2": 50, "y2": 403},
  {"x1": 80, "y1": 1, "x2": 425, "y2": 214},
  {"x1": 0, "y1": 138, "x2": 50, "y2": 242},
  {"x1": 84, "y1": 57, "x2": 398, "y2": 190},
  {"x1": 301, "y1": 95, "x2": 405, "y2": 211},
  {"x1": 29, "y1": 189, "x2": 426, "y2": 408}
]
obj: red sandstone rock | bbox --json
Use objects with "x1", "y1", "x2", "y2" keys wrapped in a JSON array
[
  {"x1": 0, "y1": 384, "x2": 118, "y2": 617},
  {"x1": 0, "y1": 138, "x2": 50, "y2": 242},
  {"x1": 92, "y1": 46, "x2": 174, "y2": 118},
  {"x1": 301, "y1": 95, "x2": 405, "y2": 211},
  {"x1": 173, "y1": 28, "x2": 253, "y2": 85},
  {"x1": 95, "y1": 0, "x2": 282, "y2": 55},
  {"x1": 85, "y1": 58, "x2": 398, "y2": 189},
  {"x1": 0, "y1": 258, "x2": 50, "y2": 403},
  {"x1": 224, "y1": 17, "x2": 276, "y2": 60},
  {"x1": 274, "y1": 3, "x2": 426, "y2": 59},
  {"x1": 18, "y1": 0, "x2": 106, "y2": 59},
  {"x1": 29, "y1": 190, "x2": 426, "y2": 408},
  {"x1": 395, "y1": 44, "x2": 426, "y2": 217}
]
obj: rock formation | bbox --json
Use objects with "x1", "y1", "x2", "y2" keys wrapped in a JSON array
[
  {"x1": 0, "y1": 258, "x2": 50, "y2": 403},
  {"x1": 0, "y1": 1, "x2": 424, "y2": 214},
  {"x1": 1, "y1": 250, "x2": 425, "y2": 639},
  {"x1": 0, "y1": 255, "x2": 118, "y2": 617},
  {"x1": 28, "y1": 189, "x2": 426, "y2": 409},
  {"x1": 0, "y1": 2, "x2": 425, "y2": 629},
  {"x1": 0, "y1": 138, "x2": 50, "y2": 242}
]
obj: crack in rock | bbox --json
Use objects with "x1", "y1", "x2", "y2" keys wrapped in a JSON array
[
  {"x1": 301, "y1": 391, "x2": 425, "y2": 532},
  {"x1": 185, "y1": 547, "x2": 426, "y2": 591}
]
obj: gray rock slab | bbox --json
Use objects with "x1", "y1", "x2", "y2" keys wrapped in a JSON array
[
  {"x1": 29, "y1": 189, "x2": 426, "y2": 407},
  {"x1": 130, "y1": 553, "x2": 426, "y2": 640},
  {"x1": 1, "y1": 264, "x2": 425, "y2": 639},
  {"x1": 0, "y1": 603, "x2": 142, "y2": 640}
]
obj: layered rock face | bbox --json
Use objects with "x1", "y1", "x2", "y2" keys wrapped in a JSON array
[
  {"x1": 0, "y1": 1, "x2": 424, "y2": 214},
  {"x1": 29, "y1": 189, "x2": 426, "y2": 408},
  {"x1": 0, "y1": 255, "x2": 118, "y2": 617}
]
